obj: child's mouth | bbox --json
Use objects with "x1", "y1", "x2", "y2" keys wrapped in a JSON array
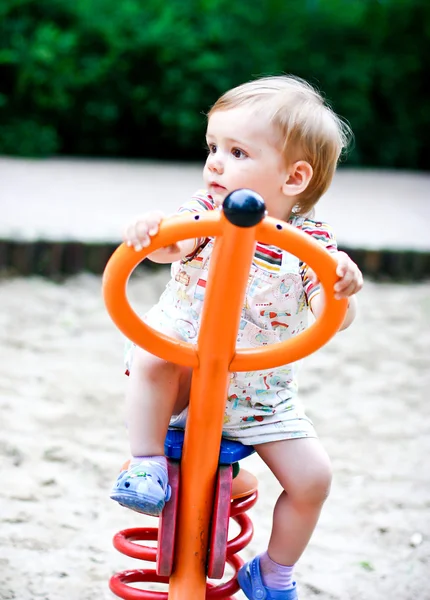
[{"x1": 210, "y1": 182, "x2": 226, "y2": 192}]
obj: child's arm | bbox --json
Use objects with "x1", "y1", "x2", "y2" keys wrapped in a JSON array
[
  {"x1": 310, "y1": 291, "x2": 357, "y2": 331},
  {"x1": 123, "y1": 211, "x2": 197, "y2": 264},
  {"x1": 308, "y1": 251, "x2": 362, "y2": 331}
]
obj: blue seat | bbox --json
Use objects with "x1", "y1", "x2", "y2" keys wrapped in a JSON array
[{"x1": 165, "y1": 428, "x2": 255, "y2": 465}]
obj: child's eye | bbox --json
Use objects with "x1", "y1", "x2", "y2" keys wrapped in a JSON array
[
  {"x1": 232, "y1": 148, "x2": 246, "y2": 159},
  {"x1": 207, "y1": 143, "x2": 217, "y2": 154}
]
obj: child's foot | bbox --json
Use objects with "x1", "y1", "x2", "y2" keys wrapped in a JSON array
[
  {"x1": 110, "y1": 460, "x2": 171, "y2": 516},
  {"x1": 237, "y1": 556, "x2": 298, "y2": 599}
]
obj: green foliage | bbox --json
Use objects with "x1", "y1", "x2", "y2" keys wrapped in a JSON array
[
  {"x1": 359, "y1": 560, "x2": 375, "y2": 572},
  {"x1": 0, "y1": 0, "x2": 429, "y2": 168}
]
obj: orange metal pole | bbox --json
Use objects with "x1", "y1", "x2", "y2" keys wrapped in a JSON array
[{"x1": 168, "y1": 213, "x2": 257, "y2": 600}]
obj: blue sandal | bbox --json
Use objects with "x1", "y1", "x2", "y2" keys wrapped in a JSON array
[
  {"x1": 237, "y1": 556, "x2": 298, "y2": 599},
  {"x1": 110, "y1": 461, "x2": 171, "y2": 516}
]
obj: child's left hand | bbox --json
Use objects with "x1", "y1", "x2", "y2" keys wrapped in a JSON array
[
  {"x1": 309, "y1": 251, "x2": 363, "y2": 299},
  {"x1": 332, "y1": 251, "x2": 363, "y2": 299}
]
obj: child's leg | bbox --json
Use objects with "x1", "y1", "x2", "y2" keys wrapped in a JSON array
[
  {"x1": 126, "y1": 345, "x2": 191, "y2": 457},
  {"x1": 256, "y1": 437, "x2": 332, "y2": 566},
  {"x1": 111, "y1": 344, "x2": 191, "y2": 515},
  {"x1": 238, "y1": 437, "x2": 331, "y2": 597}
]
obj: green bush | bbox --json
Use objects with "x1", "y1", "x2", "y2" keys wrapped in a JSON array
[{"x1": 0, "y1": 0, "x2": 429, "y2": 168}]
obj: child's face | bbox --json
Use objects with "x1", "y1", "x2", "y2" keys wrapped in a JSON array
[{"x1": 203, "y1": 106, "x2": 296, "y2": 219}]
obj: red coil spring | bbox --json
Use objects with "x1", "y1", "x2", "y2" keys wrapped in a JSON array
[{"x1": 109, "y1": 490, "x2": 257, "y2": 599}]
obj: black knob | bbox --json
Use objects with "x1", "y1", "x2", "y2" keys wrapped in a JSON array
[{"x1": 222, "y1": 189, "x2": 266, "y2": 228}]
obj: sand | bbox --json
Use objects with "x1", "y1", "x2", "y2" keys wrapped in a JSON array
[{"x1": 1, "y1": 272, "x2": 430, "y2": 600}]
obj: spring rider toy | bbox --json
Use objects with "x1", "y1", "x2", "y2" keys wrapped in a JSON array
[{"x1": 102, "y1": 189, "x2": 347, "y2": 599}]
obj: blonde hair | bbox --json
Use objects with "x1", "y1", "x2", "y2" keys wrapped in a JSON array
[{"x1": 208, "y1": 75, "x2": 352, "y2": 215}]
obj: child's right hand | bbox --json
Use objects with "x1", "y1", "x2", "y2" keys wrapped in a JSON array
[
  {"x1": 123, "y1": 211, "x2": 164, "y2": 251},
  {"x1": 123, "y1": 211, "x2": 180, "y2": 253}
]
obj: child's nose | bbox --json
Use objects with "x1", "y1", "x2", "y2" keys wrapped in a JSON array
[{"x1": 208, "y1": 155, "x2": 224, "y2": 173}]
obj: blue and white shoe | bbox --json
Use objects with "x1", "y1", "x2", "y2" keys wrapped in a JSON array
[
  {"x1": 237, "y1": 556, "x2": 298, "y2": 599},
  {"x1": 110, "y1": 461, "x2": 171, "y2": 516}
]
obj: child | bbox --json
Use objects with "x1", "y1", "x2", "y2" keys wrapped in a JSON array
[{"x1": 111, "y1": 75, "x2": 363, "y2": 600}]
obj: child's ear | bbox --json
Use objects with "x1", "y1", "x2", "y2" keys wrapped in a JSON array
[{"x1": 282, "y1": 161, "x2": 313, "y2": 197}]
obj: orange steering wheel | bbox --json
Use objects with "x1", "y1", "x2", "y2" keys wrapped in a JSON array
[{"x1": 102, "y1": 191, "x2": 348, "y2": 370}]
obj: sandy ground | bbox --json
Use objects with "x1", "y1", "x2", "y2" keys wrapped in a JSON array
[{"x1": 1, "y1": 271, "x2": 430, "y2": 600}]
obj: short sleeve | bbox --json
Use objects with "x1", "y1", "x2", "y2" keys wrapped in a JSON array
[
  {"x1": 177, "y1": 190, "x2": 216, "y2": 257},
  {"x1": 299, "y1": 218, "x2": 338, "y2": 304}
]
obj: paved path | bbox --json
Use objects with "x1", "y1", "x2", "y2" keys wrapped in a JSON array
[{"x1": 1, "y1": 157, "x2": 429, "y2": 250}]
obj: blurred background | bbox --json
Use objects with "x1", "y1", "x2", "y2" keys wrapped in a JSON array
[{"x1": 1, "y1": 0, "x2": 429, "y2": 168}]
